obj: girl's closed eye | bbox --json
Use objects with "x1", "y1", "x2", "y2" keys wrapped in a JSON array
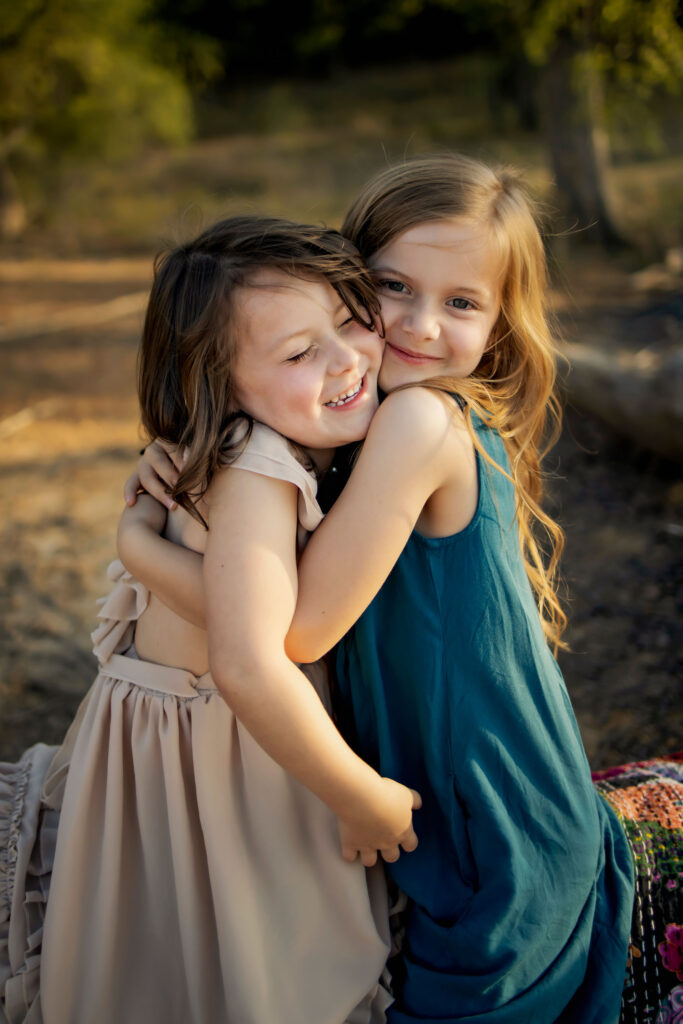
[{"x1": 287, "y1": 346, "x2": 315, "y2": 364}]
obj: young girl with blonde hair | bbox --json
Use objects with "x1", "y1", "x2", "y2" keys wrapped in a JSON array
[
  {"x1": 131, "y1": 155, "x2": 683, "y2": 1022},
  {"x1": 287, "y1": 154, "x2": 635, "y2": 1022},
  {"x1": 289, "y1": 154, "x2": 682, "y2": 1023}
]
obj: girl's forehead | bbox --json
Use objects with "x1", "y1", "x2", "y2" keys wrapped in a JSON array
[
  {"x1": 242, "y1": 267, "x2": 335, "y2": 298},
  {"x1": 234, "y1": 272, "x2": 344, "y2": 358},
  {"x1": 370, "y1": 217, "x2": 504, "y2": 289},
  {"x1": 373, "y1": 217, "x2": 493, "y2": 258},
  {"x1": 236, "y1": 273, "x2": 341, "y2": 323}
]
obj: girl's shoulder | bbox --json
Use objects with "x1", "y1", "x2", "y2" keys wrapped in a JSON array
[
  {"x1": 373, "y1": 385, "x2": 467, "y2": 435},
  {"x1": 366, "y1": 387, "x2": 472, "y2": 477},
  {"x1": 229, "y1": 421, "x2": 323, "y2": 533}
]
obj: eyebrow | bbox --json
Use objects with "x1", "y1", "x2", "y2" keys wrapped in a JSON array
[
  {"x1": 267, "y1": 300, "x2": 348, "y2": 353},
  {"x1": 372, "y1": 265, "x2": 490, "y2": 301}
]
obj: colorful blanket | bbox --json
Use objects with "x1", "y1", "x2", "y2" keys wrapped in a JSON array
[{"x1": 593, "y1": 754, "x2": 683, "y2": 1024}]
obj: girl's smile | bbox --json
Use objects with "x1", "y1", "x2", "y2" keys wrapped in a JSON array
[
  {"x1": 324, "y1": 376, "x2": 366, "y2": 407},
  {"x1": 233, "y1": 270, "x2": 382, "y2": 462},
  {"x1": 383, "y1": 341, "x2": 442, "y2": 365},
  {"x1": 370, "y1": 218, "x2": 502, "y2": 392}
]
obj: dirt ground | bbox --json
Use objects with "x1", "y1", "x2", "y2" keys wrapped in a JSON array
[{"x1": 0, "y1": 256, "x2": 681, "y2": 768}]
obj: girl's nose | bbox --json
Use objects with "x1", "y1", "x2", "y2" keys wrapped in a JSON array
[
  {"x1": 328, "y1": 334, "x2": 360, "y2": 375},
  {"x1": 404, "y1": 301, "x2": 440, "y2": 341}
]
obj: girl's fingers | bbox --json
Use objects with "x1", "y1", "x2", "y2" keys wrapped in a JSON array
[
  {"x1": 171, "y1": 448, "x2": 186, "y2": 471},
  {"x1": 157, "y1": 438, "x2": 185, "y2": 472},
  {"x1": 400, "y1": 828, "x2": 419, "y2": 854},
  {"x1": 341, "y1": 842, "x2": 379, "y2": 867},
  {"x1": 146, "y1": 444, "x2": 180, "y2": 487},
  {"x1": 380, "y1": 846, "x2": 401, "y2": 864},
  {"x1": 138, "y1": 463, "x2": 177, "y2": 509},
  {"x1": 123, "y1": 471, "x2": 142, "y2": 506},
  {"x1": 124, "y1": 441, "x2": 180, "y2": 508}
]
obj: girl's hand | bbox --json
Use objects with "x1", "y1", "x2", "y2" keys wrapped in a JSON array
[
  {"x1": 338, "y1": 778, "x2": 421, "y2": 867},
  {"x1": 123, "y1": 440, "x2": 182, "y2": 509}
]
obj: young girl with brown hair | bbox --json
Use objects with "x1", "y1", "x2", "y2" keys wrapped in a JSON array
[
  {"x1": 131, "y1": 156, "x2": 683, "y2": 1023},
  {"x1": 0, "y1": 215, "x2": 421, "y2": 1024}
]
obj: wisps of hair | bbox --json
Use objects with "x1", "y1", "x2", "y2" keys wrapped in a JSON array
[
  {"x1": 343, "y1": 155, "x2": 567, "y2": 652},
  {"x1": 138, "y1": 215, "x2": 380, "y2": 523}
]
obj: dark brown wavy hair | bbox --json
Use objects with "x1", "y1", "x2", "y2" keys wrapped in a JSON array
[
  {"x1": 138, "y1": 215, "x2": 380, "y2": 522},
  {"x1": 343, "y1": 155, "x2": 567, "y2": 651}
]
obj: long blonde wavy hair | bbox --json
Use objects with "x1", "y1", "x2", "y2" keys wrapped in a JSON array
[{"x1": 342, "y1": 154, "x2": 567, "y2": 651}]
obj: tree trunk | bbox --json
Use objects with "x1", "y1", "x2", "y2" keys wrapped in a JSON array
[
  {"x1": 540, "y1": 35, "x2": 625, "y2": 249},
  {"x1": 488, "y1": 57, "x2": 539, "y2": 133},
  {"x1": 0, "y1": 159, "x2": 27, "y2": 240}
]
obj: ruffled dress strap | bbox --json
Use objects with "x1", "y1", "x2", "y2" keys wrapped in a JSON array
[
  {"x1": 231, "y1": 422, "x2": 323, "y2": 536},
  {"x1": 90, "y1": 559, "x2": 150, "y2": 665}
]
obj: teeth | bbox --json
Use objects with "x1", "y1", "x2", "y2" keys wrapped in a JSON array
[{"x1": 325, "y1": 379, "x2": 362, "y2": 407}]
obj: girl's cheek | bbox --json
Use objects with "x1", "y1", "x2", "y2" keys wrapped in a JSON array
[
  {"x1": 368, "y1": 331, "x2": 385, "y2": 366},
  {"x1": 377, "y1": 295, "x2": 395, "y2": 320},
  {"x1": 280, "y1": 371, "x2": 309, "y2": 408},
  {"x1": 379, "y1": 316, "x2": 396, "y2": 343}
]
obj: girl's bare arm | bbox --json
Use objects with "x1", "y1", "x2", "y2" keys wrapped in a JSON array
[
  {"x1": 286, "y1": 387, "x2": 474, "y2": 662},
  {"x1": 204, "y1": 464, "x2": 420, "y2": 865},
  {"x1": 117, "y1": 497, "x2": 206, "y2": 628}
]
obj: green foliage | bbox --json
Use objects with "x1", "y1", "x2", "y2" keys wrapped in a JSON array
[
  {"x1": 426, "y1": 0, "x2": 683, "y2": 160},
  {"x1": 293, "y1": 0, "x2": 683, "y2": 97},
  {"x1": 0, "y1": 0, "x2": 219, "y2": 164},
  {"x1": 523, "y1": 0, "x2": 683, "y2": 95}
]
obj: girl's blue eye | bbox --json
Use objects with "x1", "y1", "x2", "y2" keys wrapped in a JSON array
[
  {"x1": 448, "y1": 297, "x2": 475, "y2": 310},
  {"x1": 288, "y1": 347, "x2": 313, "y2": 364},
  {"x1": 378, "y1": 279, "x2": 407, "y2": 294}
]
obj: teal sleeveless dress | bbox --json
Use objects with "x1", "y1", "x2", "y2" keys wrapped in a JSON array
[{"x1": 336, "y1": 411, "x2": 635, "y2": 1023}]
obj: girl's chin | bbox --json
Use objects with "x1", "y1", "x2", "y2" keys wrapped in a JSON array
[
  {"x1": 301, "y1": 409, "x2": 377, "y2": 455},
  {"x1": 336, "y1": 409, "x2": 377, "y2": 444},
  {"x1": 378, "y1": 368, "x2": 410, "y2": 392}
]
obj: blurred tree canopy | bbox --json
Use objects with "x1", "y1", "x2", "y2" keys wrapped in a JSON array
[
  {"x1": 156, "y1": 0, "x2": 682, "y2": 95},
  {"x1": 160, "y1": 0, "x2": 683, "y2": 246},
  {"x1": 0, "y1": 0, "x2": 219, "y2": 235},
  {"x1": 522, "y1": 0, "x2": 683, "y2": 245},
  {"x1": 2, "y1": 0, "x2": 681, "y2": 245}
]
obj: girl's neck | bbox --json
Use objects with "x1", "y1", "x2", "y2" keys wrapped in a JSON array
[{"x1": 304, "y1": 447, "x2": 335, "y2": 473}]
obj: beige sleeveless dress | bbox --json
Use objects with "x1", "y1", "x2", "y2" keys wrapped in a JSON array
[{"x1": 0, "y1": 424, "x2": 392, "y2": 1024}]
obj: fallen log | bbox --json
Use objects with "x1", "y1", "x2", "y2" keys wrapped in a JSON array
[{"x1": 559, "y1": 340, "x2": 683, "y2": 463}]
